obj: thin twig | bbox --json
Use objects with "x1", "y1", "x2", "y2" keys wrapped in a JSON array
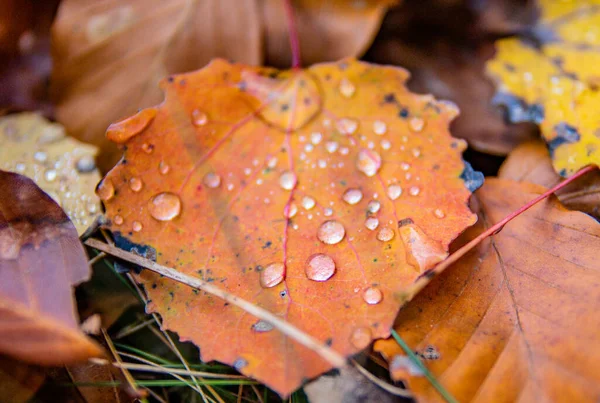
[
  {"x1": 101, "y1": 328, "x2": 143, "y2": 398},
  {"x1": 116, "y1": 355, "x2": 245, "y2": 379},
  {"x1": 85, "y1": 238, "x2": 347, "y2": 369},
  {"x1": 88, "y1": 251, "x2": 106, "y2": 265},
  {"x1": 351, "y1": 360, "x2": 412, "y2": 398}
]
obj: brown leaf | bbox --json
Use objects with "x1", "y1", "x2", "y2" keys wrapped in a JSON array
[
  {"x1": 0, "y1": 171, "x2": 103, "y2": 365},
  {"x1": 67, "y1": 362, "x2": 136, "y2": 403},
  {"x1": 499, "y1": 141, "x2": 600, "y2": 219},
  {"x1": 375, "y1": 178, "x2": 600, "y2": 402},
  {"x1": 0, "y1": 355, "x2": 45, "y2": 403},
  {"x1": 262, "y1": 0, "x2": 396, "y2": 68}
]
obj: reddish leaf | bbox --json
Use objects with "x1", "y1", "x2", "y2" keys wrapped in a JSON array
[
  {"x1": 0, "y1": 171, "x2": 103, "y2": 365},
  {"x1": 375, "y1": 178, "x2": 600, "y2": 402},
  {"x1": 98, "y1": 58, "x2": 478, "y2": 395}
]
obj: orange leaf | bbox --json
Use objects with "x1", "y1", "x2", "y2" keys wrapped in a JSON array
[
  {"x1": 0, "y1": 171, "x2": 103, "y2": 365},
  {"x1": 98, "y1": 58, "x2": 478, "y2": 396},
  {"x1": 375, "y1": 178, "x2": 600, "y2": 402}
]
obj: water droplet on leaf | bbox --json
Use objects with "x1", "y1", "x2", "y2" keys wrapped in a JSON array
[
  {"x1": 44, "y1": 169, "x2": 57, "y2": 182},
  {"x1": 306, "y1": 254, "x2": 336, "y2": 281},
  {"x1": 317, "y1": 220, "x2": 345, "y2": 245},
  {"x1": 408, "y1": 116, "x2": 425, "y2": 132},
  {"x1": 76, "y1": 155, "x2": 96, "y2": 173},
  {"x1": 285, "y1": 203, "x2": 298, "y2": 218},
  {"x1": 113, "y1": 215, "x2": 123, "y2": 225},
  {"x1": 387, "y1": 185, "x2": 402, "y2": 200},
  {"x1": 342, "y1": 188, "x2": 363, "y2": 205},
  {"x1": 302, "y1": 196, "x2": 316, "y2": 210},
  {"x1": 148, "y1": 192, "x2": 181, "y2": 221},
  {"x1": 373, "y1": 120, "x2": 387, "y2": 135},
  {"x1": 365, "y1": 217, "x2": 379, "y2": 230},
  {"x1": 409, "y1": 186, "x2": 420, "y2": 196},
  {"x1": 336, "y1": 118, "x2": 358, "y2": 135},
  {"x1": 97, "y1": 179, "x2": 115, "y2": 201},
  {"x1": 159, "y1": 161, "x2": 170, "y2": 174},
  {"x1": 363, "y1": 287, "x2": 383, "y2": 305},
  {"x1": 377, "y1": 227, "x2": 395, "y2": 242},
  {"x1": 260, "y1": 262, "x2": 285, "y2": 288},
  {"x1": 192, "y1": 109, "x2": 208, "y2": 126},
  {"x1": 434, "y1": 209, "x2": 445, "y2": 219},
  {"x1": 350, "y1": 327, "x2": 372, "y2": 349},
  {"x1": 252, "y1": 320, "x2": 274, "y2": 333},
  {"x1": 357, "y1": 149, "x2": 381, "y2": 177},
  {"x1": 203, "y1": 172, "x2": 221, "y2": 188},
  {"x1": 339, "y1": 78, "x2": 356, "y2": 98},
  {"x1": 132, "y1": 221, "x2": 142, "y2": 232},
  {"x1": 129, "y1": 177, "x2": 143, "y2": 192},
  {"x1": 325, "y1": 141, "x2": 339, "y2": 153},
  {"x1": 279, "y1": 171, "x2": 297, "y2": 190},
  {"x1": 367, "y1": 200, "x2": 381, "y2": 213}
]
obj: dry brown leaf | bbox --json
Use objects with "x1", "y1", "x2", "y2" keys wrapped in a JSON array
[
  {"x1": 0, "y1": 113, "x2": 102, "y2": 235},
  {"x1": 0, "y1": 171, "x2": 103, "y2": 365},
  {"x1": 0, "y1": 356, "x2": 46, "y2": 403},
  {"x1": 375, "y1": 178, "x2": 600, "y2": 402},
  {"x1": 262, "y1": 0, "x2": 397, "y2": 68},
  {"x1": 499, "y1": 141, "x2": 600, "y2": 219},
  {"x1": 67, "y1": 362, "x2": 136, "y2": 403}
]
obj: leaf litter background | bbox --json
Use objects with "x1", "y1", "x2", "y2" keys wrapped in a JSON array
[
  {"x1": 99, "y1": 58, "x2": 478, "y2": 395},
  {"x1": 2, "y1": 0, "x2": 600, "y2": 401}
]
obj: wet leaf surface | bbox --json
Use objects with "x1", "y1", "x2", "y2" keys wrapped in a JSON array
[
  {"x1": 375, "y1": 178, "x2": 600, "y2": 402},
  {"x1": 0, "y1": 171, "x2": 103, "y2": 365},
  {"x1": 499, "y1": 140, "x2": 600, "y2": 219},
  {"x1": 487, "y1": 0, "x2": 600, "y2": 176},
  {"x1": 98, "y1": 58, "x2": 478, "y2": 395},
  {"x1": 0, "y1": 113, "x2": 102, "y2": 235}
]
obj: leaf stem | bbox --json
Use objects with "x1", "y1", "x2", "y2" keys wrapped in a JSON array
[
  {"x1": 390, "y1": 330, "x2": 457, "y2": 403},
  {"x1": 283, "y1": 0, "x2": 301, "y2": 68},
  {"x1": 84, "y1": 238, "x2": 347, "y2": 369}
]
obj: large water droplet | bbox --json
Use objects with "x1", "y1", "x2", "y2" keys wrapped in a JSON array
[
  {"x1": 399, "y1": 220, "x2": 448, "y2": 272},
  {"x1": 336, "y1": 118, "x2": 358, "y2": 135},
  {"x1": 129, "y1": 177, "x2": 143, "y2": 192},
  {"x1": 350, "y1": 327, "x2": 372, "y2": 349},
  {"x1": 252, "y1": 320, "x2": 274, "y2": 333},
  {"x1": 159, "y1": 161, "x2": 170, "y2": 174},
  {"x1": 373, "y1": 120, "x2": 387, "y2": 135},
  {"x1": 260, "y1": 262, "x2": 285, "y2": 288},
  {"x1": 132, "y1": 221, "x2": 143, "y2": 232},
  {"x1": 306, "y1": 254, "x2": 336, "y2": 281},
  {"x1": 148, "y1": 192, "x2": 181, "y2": 221},
  {"x1": 363, "y1": 287, "x2": 383, "y2": 305},
  {"x1": 339, "y1": 78, "x2": 356, "y2": 98},
  {"x1": 203, "y1": 172, "x2": 221, "y2": 188},
  {"x1": 192, "y1": 109, "x2": 208, "y2": 126},
  {"x1": 342, "y1": 188, "x2": 363, "y2": 205},
  {"x1": 76, "y1": 155, "x2": 96, "y2": 173},
  {"x1": 408, "y1": 116, "x2": 425, "y2": 132},
  {"x1": 357, "y1": 149, "x2": 381, "y2": 177},
  {"x1": 387, "y1": 185, "x2": 402, "y2": 200},
  {"x1": 317, "y1": 220, "x2": 345, "y2": 245},
  {"x1": 377, "y1": 227, "x2": 395, "y2": 242},
  {"x1": 302, "y1": 196, "x2": 316, "y2": 210},
  {"x1": 279, "y1": 171, "x2": 297, "y2": 190},
  {"x1": 365, "y1": 217, "x2": 379, "y2": 231},
  {"x1": 367, "y1": 200, "x2": 380, "y2": 214},
  {"x1": 97, "y1": 179, "x2": 115, "y2": 201}
]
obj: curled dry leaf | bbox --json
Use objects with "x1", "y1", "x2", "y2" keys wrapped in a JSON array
[
  {"x1": 487, "y1": 0, "x2": 600, "y2": 176},
  {"x1": 499, "y1": 140, "x2": 600, "y2": 218},
  {"x1": 375, "y1": 178, "x2": 600, "y2": 402},
  {"x1": 97, "y1": 58, "x2": 479, "y2": 395},
  {"x1": 51, "y1": 0, "x2": 395, "y2": 171},
  {"x1": 0, "y1": 171, "x2": 103, "y2": 365},
  {"x1": 262, "y1": 0, "x2": 397, "y2": 68},
  {"x1": 0, "y1": 113, "x2": 102, "y2": 235}
]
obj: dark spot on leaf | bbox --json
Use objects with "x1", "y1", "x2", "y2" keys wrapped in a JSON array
[{"x1": 324, "y1": 338, "x2": 333, "y2": 346}]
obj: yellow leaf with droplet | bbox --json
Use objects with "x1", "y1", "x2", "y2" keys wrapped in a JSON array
[
  {"x1": 97, "y1": 58, "x2": 481, "y2": 396},
  {"x1": 487, "y1": 0, "x2": 600, "y2": 176},
  {"x1": 0, "y1": 113, "x2": 101, "y2": 234}
]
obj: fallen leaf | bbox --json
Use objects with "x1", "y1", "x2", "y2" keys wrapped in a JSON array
[
  {"x1": 50, "y1": 0, "x2": 395, "y2": 171},
  {"x1": 97, "y1": 58, "x2": 478, "y2": 395},
  {"x1": 0, "y1": 113, "x2": 102, "y2": 235},
  {"x1": 0, "y1": 171, "x2": 103, "y2": 365},
  {"x1": 66, "y1": 361, "x2": 137, "y2": 403},
  {"x1": 261, "y1": 0, "x2": 397, "y2": 68},
  {"x1": 375, "y1": 178, "x2": 600, "y2": 402},
  {"x1": 0, "y1": 356, "x2": 46, "y2": 403},
  {"x1": 487, "y1": 0, "x2": 600, "y2": 176},
  {"x1": 499, "y1": 140, "x2": 600, "y2": 218}
]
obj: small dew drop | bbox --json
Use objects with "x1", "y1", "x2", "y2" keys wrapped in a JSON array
[
  {"x1": 412, "y1": 147, "x2": 421, "y2": 158},
  {"x1": 260, "y1": 262, "x2": 285, "y2": 288},
  {"x1": 113, "y1": 215, "x2": 123, "y2": 225},
  {"x1": 340, "y1": 147, "x2": 350, "y2": 155},
  {"x1": 267, "y1": 156, "x2": 278, "y2": 168},
  {"x1": 311, "y1": 132, "x2": 323, "y2": 144},
  {"x1": 377, "y1": 227, "x2": 395, "y2": 242},
  {"x1": 325, "y1": 141, "x2": 339, "y2": 153},
  {"x1": 336, "y1": 118, "x2": 358, "y2": 135},
  {"x1": 434, "y1": 209, "x2": 445, "y2": 219},
  {"x1": 373, "y1": 120, "x2": 387, "y2": 135},
  {"x1": 76, "y1": 155, "x2": 96, "y2": 173},
  {"x1": 15, "y1": 163, "x2": 26, "y2": 172},
  {"x1": 401, "y1": 162, "x2": 411, "y2": 171},
  {"x1": 159, "y1": 161, "x2": 170, "y2": 174},
  {"x1": 356, "y1": 149, "x2": 381, "y2": 177},
  {"x1": 365, "y1": 217, "x2": 379, "y2": 230},
  {"x1": 318, "y1": 159, "x2": 327, "y2": 168},
  {"x1": 363, "y1": 287, "x2": 383, "y2": 305},
  {"x1": 306, "y1": 254, "x2": 336, "y2": 281},
  {"x1": 342, "y1": 188, "x2": 363, "y2": 205},
  {"x1": 97, "y1": 179, "x2": 115, "y2": 201},
  {"x1": 86, "y1": 203, "x2": 98, "y2": 213},
  {"x1": 409, "y1": 186, "x2": 420, "y2": 196},
  {"x1": 323, "y1": 208, "x2": 333, "y2": 217},
  {"x1": 203, "y1": 172, "x2": 221, "y2": 188},
  {"x1": 408, "y1": 116, "x2": 425, "y2": 132},
  {"x1": 387, "y1": 185, "x2": 402, "y2": 200},
  {"x1": 141, "y1": 143, "x2": 153, "y2": 154},
  {"x1": 132, "y1": 221, "x2": 143, "y2": 232},
  {"x1": 191, "y1": 109, "x2": 208, "y2": 126},
  {"x1": 252, "y1": 320, "x2": 274, "y2": 333},
  {"x1": 350, "y1": 327, "x2": 372, "y2": 349},
  {"x1": 339, "y1": 78, "x2": 356, "y2": 98},
  {"x1": 285, "y1": 203, "x2": 298, "y2": 218},
  {"x1": 33, "y1": 151, "x2": 47, "y2": 162},
  {"x1": 304, "y1": 143, "x2": 314, "y2": 152},
  {"x1": 44, "y1": 169, "x2": 57, "y2": 182},
  {"x1": 317, "y1": 220, "x2": 345, "y2": 245},
  {"x1": 279, "y1": 171, "x2": 297, "y2": 190},
  {"x1": 302, "y1": 196, "x2": 316, "y2": 210},
  {"x1": 381, "y1": 139, "x2": 391, "y2": 150},
  {"x1": 129, "y1": 177, "x2": 143, "y2": 192},
  {"x1": 367, "y1": 200, "x2": 381, "y2": 214},
  {"x1": 148, "y1": 192, "x2": 181, "y2": 221}
]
